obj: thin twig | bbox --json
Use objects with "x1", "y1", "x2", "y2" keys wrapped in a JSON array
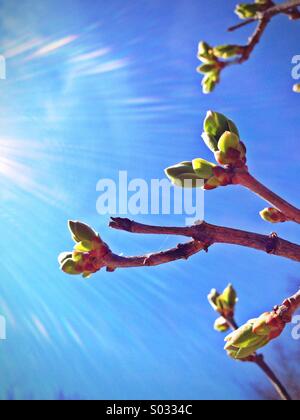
[
  {"x1": 219, "y1": 1, "x2": 300, "y2": 80},
  {"x1": 254, "y1": 356, "x2": 292, "y2": 401},
  {"x1": 228, "y1": 19, "x2": 256, "y2": 32},
  {"x1": 238, "y1": 17, "x2": 271, "y2": 64},
  {"x1": 108, "y1": 218, "x2": 300, "y2": 264},
  {"x1": 224, "y1": 17, "x2": 271, "y2": 70},
  {"x1": 233, "y1": 170, "x2": 300, "y2": 224},
  {"x1": 228, "y1": 0, "x2": 300, "y2": 32},
  {"x1": 103, "y1": 240, "x2": 205, "y2": 271}
]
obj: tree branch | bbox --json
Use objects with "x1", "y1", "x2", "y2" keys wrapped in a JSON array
[
  {"x1": 238, "y1": 17, "x2": 271, "y2": 64},
  {"x1": 216, "y1": 1, "x2": 300, "y2": 87},
  {"x1": 262, "y1": 0, "x2": 300, "y2": 17},
  {"x1": 233, "y1": 170, "x2": 300, "y2": 224},
  {"x1": 109, "y1": 218, "x2": 300, "y2": 263},
  {"x1": 103, "y1": 240, "x2": 205, "y2": 271},
  {"x1": 228, "y1": 0, "x2": 300, "y2": 32}
]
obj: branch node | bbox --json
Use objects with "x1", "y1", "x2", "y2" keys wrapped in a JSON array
[
  {"x1": 106, "y1": 266, "x2": 116, "y2": 273},
  {"x1": 266, "y1": 232, "x2": 279, "y2": 254}
]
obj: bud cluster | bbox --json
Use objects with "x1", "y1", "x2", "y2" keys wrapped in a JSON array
[
  {"x1": 197, "y1": 42, "x2": 243, "y2": 94},
  {"x1": 208, "y1": 284, "x2": 238, "y2": 333},
  {"x1": 165, "y1": 159, "x2": 233, "y2": 191},
  {"x1": 224, "y1": 309, "x2": 286, "y2": 360},
  {"x1": 58, "y1": 221, "x2": 111, "y2": 278},
  {"x1": 260, "y1": 207, "x2": 288, "y2": 224},
  {"x1": 235, "y1": 1, "x2": 272, "y2": 20},
  {"x1": 165, "y1": 111, "x2": 246, "y2": 191},
  {"x1": 202, "y1": 111, "x2": 247, "y2": 168}
]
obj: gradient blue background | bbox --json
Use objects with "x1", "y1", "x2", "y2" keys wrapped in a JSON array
[{"x1": 0, "y1": 0, "x2": 299, "y2": 400}]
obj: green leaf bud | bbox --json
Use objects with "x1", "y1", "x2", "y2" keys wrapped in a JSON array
[
  {"x1": 74, "y1": 240, "x2": 94, "y2": 252},
  {"x1": 165, "y1": 162, "x2": 194, "y2": 178},
  {"x1": 58, "y1": 252, "x2": 73, "y2": 266},
  {"x1": 260, "y1": 207, "x2": 288, "y2": 223},
  {"x1": 61, "y1": 259, "x2": 80, "y2": 275},
  {"x1": 203, "y1": 111, "x2": 229, "y2": 139},
  {"x1": 201, "y1": 133, "x2": 219, "y2": 152},
  {"x1": 213, "y1": 45, "x2": 242, "y2": 59},
  {"x1": 227, "y1": 119, "x2": 240, "y2": 138},
  {"x1": 201, "y1": 74, "x2": 219, "y2": 94},
  {"x1": 68, "y1": 221, "x2": 98, "y2": 243},
  {"x1": 218, "y1": 132, "x2": 240, "y2": 153},
  {"x1": 197, "y1": 42, "x2": 215, "y2": 62},
  {"x1": 208, "y1": 289, "x2": 221, "y2": 311},
  {"x1": 235, "y1": 4, "x2": 259, "y2": 19},
  {"x1": 165, "y1": 162, "x2": 203, "y2": 188},
  {"x1": 221, "y1": 284, "x2": 238, "y2": 309},
  {"x1": 192, "y1": 158, "x2": 216, "y2": 179},
  {"x1": 214, "y1": 317, "x2": 230, "y2": 333},
  {"x1": 203, "y1": 111, "x2": 240, "y2": 144},
  {"x1": 197, "y1": 63, "x2": 218, "y2": 74},
  {"x1": 225, "y1": 311, "x2": 286, "y2": 360}
]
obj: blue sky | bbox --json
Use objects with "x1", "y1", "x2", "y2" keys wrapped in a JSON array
[{"x1": 0, "y1": 0, "x2": 299, "y2": 400}]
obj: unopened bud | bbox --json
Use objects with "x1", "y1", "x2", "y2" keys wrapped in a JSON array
[
  {"x1": 235, "y1": 4, "x2": 259, "y2": 19},
  {"x1": 60, "y1": 222, "x2": 111, "y2": 278},
  {"x1": 235, "y1": 2, "x2": 269, "y2": 19},
  {"x1": 208, "y1": 284, "x2": 238, "y2": 318},
  {"x1": 201, "y1": 73, "x2": 219, "y2": 94},
  {"x1": 165, "y1": 162, "x2": 203, "y2": 188},
  {"x1": 218, "y1": 132, "x2": 240, "y2": 154},
  {"x1": 224, "y1": 320, "x2": 268, "y2": 360},
  {"x1": 61, "y1": 259, "x2": 80, "y2": 275},
  {"x1": 58, "y1": 252, "x2": 73, "y2": 266},
  {"x1": 192, "y1": 158, "x2": 216, "y2": 179},
  {"x1": 197, "y1": 42, "x2": 214, "y2": 63},
  {"x1": 68, "y1": 221, "x2": 98, "y2": 243},
  {"x1": 214, "y1": 135, "x2": 246, "y2": 167},
  {"x1": 208, "y1": 289, "x2": 221, "y2": 312},
  {"x1": 203, "y1": 111, "x2": 240, "y2": 146},
  {"x1": 74, "y1": 240, "x2": 94, "y2": 252},
  {"x1": 204, "y1": 111, "x2": 229, "y2": 139},
  {"x1": 293, "y1": 83, "x2": 300, "y2": 93},
  {"x1": 222, "y1": 284, "x2": 238, "y2": 309},
  {"x1": 213, "y1": 45, "x2": 242, "y2": 59},
  {"x1": 260, "y1": 207, "x2": 288, "y2": 223},
  {"x1": 225, "y1": 310, "x2": 286, "y2": 360},
  {"x1": 214, "y1": 317, "x2": 230, "y2": 333},
  {"x1": 197, "y1": 64, "x2": 218, "y2": 74}
]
